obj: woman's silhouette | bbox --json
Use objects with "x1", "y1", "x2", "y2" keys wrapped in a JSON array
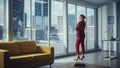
[{"x1": 75, "y1": 14, "x2": 86, "y2": 61}]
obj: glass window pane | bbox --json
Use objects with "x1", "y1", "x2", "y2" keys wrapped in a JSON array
[
  {"x1": 12, "y1": 0, "x2": 49, "y2": 45},
  {"x1": 68, "y1": 4, "x2": 76, "y2": 53},
  {"x1": 77, "y1": 6, "x2": 87, "y2": 50},
  {"x1": 0, "y1": 0, "x2": 8, "y2": 41},
  {"x1": 33, "y1": 0, "x2": 49, "y2": 45},
  {"x1": 86, "y1": 8, "x2": 95, "y2": 49},
  {"x1": 51, "y1": 1, "x2": 65, "y2": 55},
  {"x1": 12, "y1": 0, "x2": 29, "y2": 41},
  {"x1": 77, "y1": 6, "x2": 86, "y2": 22}
]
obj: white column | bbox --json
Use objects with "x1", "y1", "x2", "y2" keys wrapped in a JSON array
[
  {"x1": 30, "y1": 0, "x2": 32, "y2": 40},
  {"x1": 63, "y1": 1, "x2": 68, "y2": 54},
  {"x1": 113, "y1": 2, "x2": 117, "y2": 52}
]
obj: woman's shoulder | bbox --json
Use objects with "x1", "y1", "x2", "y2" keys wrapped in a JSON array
[
  {"x1": 78, "y1": 21, "x2": 85, "y2": 25},
  {"x1": 80, "y1": 21, "x2": 85, "y2": 24}
]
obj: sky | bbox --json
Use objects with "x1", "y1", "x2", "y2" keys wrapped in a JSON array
[
  {"x1": 0, "y1": 0, "x2": 3, "y2": 25},
  {"x1": 51, "y1": 1, "x2": 64, "y2": 16},
  {"x1": 68, "y1": 4, "x2": 76, "y2": 14}
]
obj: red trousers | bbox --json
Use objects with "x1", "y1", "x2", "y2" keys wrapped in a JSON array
[{"x1": 75, "y1": 37, "x2": 85, "y2": 55}]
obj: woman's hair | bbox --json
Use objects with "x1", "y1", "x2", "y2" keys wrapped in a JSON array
[{"x1": 80, "y1": 14, "x2": 86, "y2": 19}]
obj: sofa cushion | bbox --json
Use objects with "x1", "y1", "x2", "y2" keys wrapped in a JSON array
[
  {"x1": 17, "y1": 41, "x2": 37, "y2": 54},
  {"x1": 26, "y1": 53, "x2": 52, "y2": 62},
  {"x1": 10, "y1": 53, "x2": 51, "y2": 64},
  {"x1": 0, "y1": 42, "x2": 20, "y2": 56},
  {"x1": 10, "y1": 55, "x2": 33, "y2": 64}
]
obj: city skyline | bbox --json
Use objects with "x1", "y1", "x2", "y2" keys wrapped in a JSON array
[
  {"x1": 0, "y1": 0, "x2": 95, "y2": 55},
  {"x1": 1, "y1": 0, "x2": 95, "y2": 40}
]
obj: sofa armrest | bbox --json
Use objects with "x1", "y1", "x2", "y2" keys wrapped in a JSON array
[
  {"x1": 0, "y1": 49, "x2": 9, "y2": 68},
  {"x1": 37, "y1": 46, "x2": 54, "y2": 56}
]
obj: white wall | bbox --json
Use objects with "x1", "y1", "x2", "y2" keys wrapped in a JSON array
[
  {"x1": 98, "y1": 7, "x2": 102, "y2": 49},
  {"x1": 98, "y1": 5, "x2": 108, "y2": 50},
  {"x1": 98, "y1": 3, "x2": 117, "y2": 51}
]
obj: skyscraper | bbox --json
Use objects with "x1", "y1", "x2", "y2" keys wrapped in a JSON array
[
  {"x1": 35, "y1": 2, "x2": 42, "y2": 16},
  {"x1": 35, "y1": 0, "x2": 48, "y2": 16},
  {"x1": 12, "y1": 0, "x2": 24, "y2": 37},
  {"x1": 68, "y1": 14, "x2": 76, "y2": 30},
  {"x1": 43, "y1": 0, "x2": 48, "y2": 16},
  {"x1": 57, "y1": 16, "x2": 63, "y2": 33},
  {"x1": 35, "y1": 0, "x2": 48, "y2": 41}
]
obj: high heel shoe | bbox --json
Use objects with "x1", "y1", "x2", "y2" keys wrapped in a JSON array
[
  {"x1": 74, "y1": 56, "x2": 80, "y2": 61},
  {"x1": 80, "y1": 55, "x2": 85, "y2": 60}
]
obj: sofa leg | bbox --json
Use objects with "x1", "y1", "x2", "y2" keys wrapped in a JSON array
[{"x1": 50, "y1": 65, "x2": 51, "y2": 68}]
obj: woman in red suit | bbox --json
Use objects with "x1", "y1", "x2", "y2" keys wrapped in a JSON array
[{"x1": 75, "y1": 14, "x2": 86, "y2": 61}]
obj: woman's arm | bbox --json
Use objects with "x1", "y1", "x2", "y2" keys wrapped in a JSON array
[
  {"x1": 76, "y1": 22, "x2": 81, "y2": 31},
  {"x1": 80, "y1": 22, "x2": 85, "y2": 32}
]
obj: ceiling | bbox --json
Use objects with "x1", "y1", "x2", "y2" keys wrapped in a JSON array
[
  {"x1": 55, "y1": 0, "x2": 120, "y2": 7},
  {"x1": 85, "y1": 0, "x2": 119, "y2": 5}
]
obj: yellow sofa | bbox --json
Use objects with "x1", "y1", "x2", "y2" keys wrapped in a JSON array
[{"x1": 0, "y1": 41, "x2": 54, "y2": 68}]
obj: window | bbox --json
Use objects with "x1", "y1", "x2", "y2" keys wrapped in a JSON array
[
  {"x1": 77, "y1": 6, "x2": 86, "y2": 23},
  {"x1": 12, "y1": 0, "x2": 29, "y2": 41},
  {"x1": 12, "y1": 0, "x2": 49, "y2": 44},
  {"x1": 68, "y1": 4, "x2": 76, "y2": 53},
  {"x1": 51, "y1": 1, "x2": 65, "y2": 55},
  {"x1": 0, "y1": 0, "x2": 8, "y2": 41},
  {"x1": 86, "y1": 8, "x2": 95, "y2": 49},
  {"x1": 10, "y1": 0, "x2": 96, "y2": 56},
  {"x1": 77, "y1": 6, "x2": 87, "y2": 50},
  {"x1": 68, "y1": 4, "x2": 96, "y2": 53},
  {"x1": 32, "y1": 0, "x2": 49, "y2": 45}
]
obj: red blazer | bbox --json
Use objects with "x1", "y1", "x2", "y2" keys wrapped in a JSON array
[{"x1": 76, "y1": 20, "x2": 86, "y2": 38}]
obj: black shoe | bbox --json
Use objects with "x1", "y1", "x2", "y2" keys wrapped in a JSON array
[{"x1": 80, "y1": 55, "x2": 85, "y2": 60}]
